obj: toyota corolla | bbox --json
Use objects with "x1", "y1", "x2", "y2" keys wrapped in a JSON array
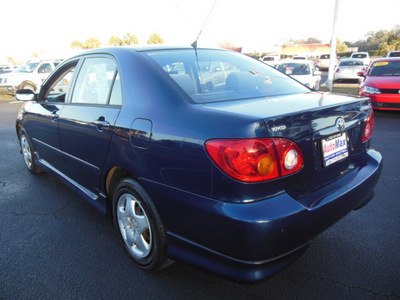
[{"x1": 15, "y1": 46, "x2": 382, "y2": 283}]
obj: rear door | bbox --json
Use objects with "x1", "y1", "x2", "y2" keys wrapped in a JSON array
[{"x1": 58, "y1": 55, "x2": 122, "y2": 195}]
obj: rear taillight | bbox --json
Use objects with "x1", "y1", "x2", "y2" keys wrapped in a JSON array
[
  {"x1": 362, "y1": 110, "x2": 374, "y2": 142},
  {"x1": 335, "y1": 68, "x2": 341, "y2": 73},
  {"x1": 205, "y1": 138, "x2": 303, "y2": 182}
]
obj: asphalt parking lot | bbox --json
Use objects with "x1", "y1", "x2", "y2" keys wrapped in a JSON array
[{"x1": 1, "y1": 93, "x2": 399, "y2": 299}]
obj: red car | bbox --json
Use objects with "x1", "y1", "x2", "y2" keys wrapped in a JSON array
[{"x1": 359, "y1": 57, "x2": 400, "y2": 110}]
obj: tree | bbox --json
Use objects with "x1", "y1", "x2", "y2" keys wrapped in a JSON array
[
  {"x1": 218, "y1": 41, "x2": 235, "y2": 48},
  {"x1": 6, "y1": 57, "x2": 16, "y2": 65},
  {"x1": 291, "y1": 37, "x2": 322, "y2": 44},
  {"x1": 336, "y1": 38, "x2": 348, "y2": 53},
  {"x1": 147, "y1": 33, "x2": 164, "y2": 44},
  {"x1": 84, "y1": 37, "x2": 101, "y2": 49},
  {"x1": 122, "y1": 33, "x2": 138, "y2": 45},
  {"x1": 108, "y1": 36, "x2": 122, "y2": 46},
  {"x1": 71, "y1": 40, "x2": 84, "y2": 49}
]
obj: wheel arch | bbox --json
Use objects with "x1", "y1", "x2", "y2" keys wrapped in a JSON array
[
  {"x1": 19, "y1": 80, "x2": 37, "y2": 90},
  {"x1": 105, "y1": 166, "x2": 136, "y2": 202}
]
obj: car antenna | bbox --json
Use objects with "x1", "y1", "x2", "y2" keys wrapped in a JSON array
[{"x1": 191, "y1": 0, "x2": 218, "y2": 49}]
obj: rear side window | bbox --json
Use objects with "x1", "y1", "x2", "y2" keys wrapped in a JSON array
[
  {"x1": 145, "y1": 49, "x2": 308, "y2": 104},
  {"x1": 71, "y1": 57, "x2": 117, "y2": 105}
]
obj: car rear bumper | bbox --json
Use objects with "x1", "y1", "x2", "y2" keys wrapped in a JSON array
[
  {"x1": 334, "y1": 73, "x2": 362, "y2": 81},
  {"x1": 140, "y1": 148, "x2": 382, "y2": 282}
]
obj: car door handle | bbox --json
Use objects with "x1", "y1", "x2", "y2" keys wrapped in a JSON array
[{"x1": 93, "y1": 120, "x2": 110, "y2": 127}]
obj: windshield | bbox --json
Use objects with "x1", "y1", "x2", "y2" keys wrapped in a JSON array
[
  {"x1": 271, "y1": 62, "x2": 311, "y2": 75},
  {"x1": 16, "y1": 63, "x2": 39, "y2": 73},
  {"x1": 369, "y1": 61, "x2": 400, "y2": 76},
  {"x1": 145, "y1": 49, "x2": 308, "y2": 104},
  {"x1": 388, "y1": 52, "x2": 400, "y2": 57}
]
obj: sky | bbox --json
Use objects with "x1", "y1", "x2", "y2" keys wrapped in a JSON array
[{"x1": 1, "y1": 0, "x2": 399, "y2": 63}]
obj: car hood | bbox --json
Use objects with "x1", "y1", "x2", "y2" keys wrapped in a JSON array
[
  {"x1": 0, "y1": 72, "x2": 28, "y2": 79},
  {"x1": 365, "y1": 76, "x2": 400, "y2": 89}
]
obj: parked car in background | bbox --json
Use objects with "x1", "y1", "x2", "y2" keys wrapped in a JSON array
[
  {"x1": 317, "y1": 53, "x2": 337, "y2": 70},
  {"x1": 0, "y1": 60, "x2": 62, "y2": 95},
  {"x1": 15, "y1": 46, "x2": 382, "y2": 283},
  {"x1": 387, "y1": 50, "x2": 400, "y2": 58},
  {"x1": 261, "y1": 55, "x2": 280, "y2": 65},
  {"x1": 334, "y1": 59, "x2": 366, "y2": 83},
  {"x1": 292, "y1": 55, "x2": 308, "y2": 60},
  {"x1": 271, "y1": 60, "x2": 322, "y2": 89},
  {"x1": 358, "y1": 57, "x2": 400, "y2": 110},
  {"x1": 0, "y1": 65, "x2": 19, "y2": 74},
  {"x1": 350, "y1": 52, "x2": 371, "y2": 66}
]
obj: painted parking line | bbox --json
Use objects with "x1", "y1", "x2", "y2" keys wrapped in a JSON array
[{"x1": 9, "y1": 101, "x2": 20, "y2": 104}]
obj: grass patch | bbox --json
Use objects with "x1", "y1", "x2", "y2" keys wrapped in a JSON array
[{"x1": 319, "y1": 84, "x2": 359, "y2": 96}]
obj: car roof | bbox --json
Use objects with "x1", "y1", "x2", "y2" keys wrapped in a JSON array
[{"x1": 72, "y1": 45, "x2": 229, "y2": 56}]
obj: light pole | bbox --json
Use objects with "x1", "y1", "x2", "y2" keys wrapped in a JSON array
[{"x1": 327, "y1": 0, "x2": 340, "y2": 92}]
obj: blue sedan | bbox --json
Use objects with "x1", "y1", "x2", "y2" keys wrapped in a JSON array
[{"x1": 15, "y1": 46, "x2": 382, "y2": 283}]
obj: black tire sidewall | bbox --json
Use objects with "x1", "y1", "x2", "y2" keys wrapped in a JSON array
[
  {"x1": 112, "y1": 178, "x2": 166, "y2": 270},
  {"x1": 19, "y1": 130, "x2": 40, "y2": 174}
]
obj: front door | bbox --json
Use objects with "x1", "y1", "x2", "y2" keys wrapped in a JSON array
[{"x1": 58, "y1": 56, "x2": 122, "y2": 195}]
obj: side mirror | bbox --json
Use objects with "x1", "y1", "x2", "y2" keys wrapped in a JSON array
[
  {"x1": 15, "y1": 89, "x2": 37, "y2": 101},
  {"x1": 357, "y1": 71, "x2": 365, "y2": 77}
]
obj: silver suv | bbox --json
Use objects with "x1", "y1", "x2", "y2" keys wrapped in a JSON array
[{"x1": 0, "y1": 60, "x2": 62, "y2": 95}]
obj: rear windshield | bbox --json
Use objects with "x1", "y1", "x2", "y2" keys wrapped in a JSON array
[
  {"x1": 320, "y1": 55, "x2": 330, "y2": 59},
  {"x1": 351, "y1": 54, "x2": 367, "y2": 59},
  {"x1": 369, "y1": 61, "x2": 400, "y2": 76},
  {"x1": 145, "y1": 49, "x2": 308, "y2": 104},
  {"x1": 271, "y1": 62, "x2": 311, "y2": 75},
  {"x1": 339, "y1": 60, "x2": 364, "y2": 66}
]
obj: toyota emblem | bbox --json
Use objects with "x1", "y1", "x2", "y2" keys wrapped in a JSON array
[{"x1": 336, "y1": 117, "x2": 346, "y2": 131}]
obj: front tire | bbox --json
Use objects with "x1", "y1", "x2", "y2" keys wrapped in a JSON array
[
  {"x1": 20, "y1": 132, "x2": 42, "y2": 174},
  {"x1": 113, "y1": 178, "x2": 167, "y2": 271}
]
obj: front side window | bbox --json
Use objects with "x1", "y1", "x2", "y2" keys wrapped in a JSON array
[
  {"x1": 38, "y1": 63, "x2": 52, "y2": 74},
  {"x1": 71, "y1": 57, "x2": 117, "y2": 105},
  {"x1": 145, "y1": 49, "x2": 308, "y2": 104}
]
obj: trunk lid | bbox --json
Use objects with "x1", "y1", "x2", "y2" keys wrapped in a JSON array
[{"x1": 201, "y1": 92, "x2": 373, "y2": 203}]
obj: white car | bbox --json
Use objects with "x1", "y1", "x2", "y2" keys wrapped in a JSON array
[
  {"x1": 350, "y1": 52, "x2": 371, "y2": 66},
  {"x1": 261, "y1": 55, "x2": 280, "y2": 65},
  {"x1": 270, "y1": 60, "x2": 322, "y2": 90},
  {"x1": 317, "y1": 54, "x2": 337, "y2": 70},
  {"x1": 333, "y1": 59, "x2": 365, "y2": 83},
  {"x1": 0, "y1": 60, "x2": 62, "y2": 95}
]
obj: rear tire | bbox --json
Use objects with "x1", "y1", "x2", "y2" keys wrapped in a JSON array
[{"x1": 112, "y1": 178, "x2": 167, "y2": 271}]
